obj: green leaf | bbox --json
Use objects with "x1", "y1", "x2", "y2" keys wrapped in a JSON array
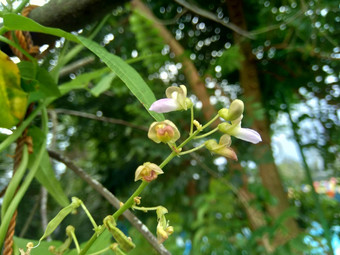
[
  {"x1": 28, "y1": 67, "x2": 61, "y2": 103},
  {"x1": 28, "y1": 126, "x2": 69, "y2": 207},
  {"x1": 3, "y1": 14, "x2": 78, "y2": 42},
  {"x1": 17, "y1": 61, "x2": 37, "y2": 81},
  {"x1": 0, "y1": 50, "x2": 27, "y2": 128},
  {"x1": 36, "y1": 152, "x2": 70, "y2": 207},
  {"x1": 91, "y1": 72, "x2": 116, "y2": 97},
  {"x1": 78, "y1": 36, "x2": 164, "y2": 122}
]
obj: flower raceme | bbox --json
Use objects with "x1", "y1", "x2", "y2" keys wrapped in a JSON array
[
  {"x1": 149, "y1": 85, "x2": 193, "y2": 113},
  {"x1": 148, "y1": 120, "x2": 180, "y2": 144},
  {"x1": 134, "y1": 162, "x2": 163, "y2": 182}
]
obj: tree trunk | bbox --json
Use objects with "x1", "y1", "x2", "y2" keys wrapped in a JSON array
[{"x1": 226, "y1": 0, "x2": 300, "y2": 247}]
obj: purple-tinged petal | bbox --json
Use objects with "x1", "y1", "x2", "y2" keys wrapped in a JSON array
[
  {"x1": 149, "y1": 98, "x2": 179, "y2": 113},
  {"x1": 234, "y1": 128, "x2": 262, "y2": 144}
]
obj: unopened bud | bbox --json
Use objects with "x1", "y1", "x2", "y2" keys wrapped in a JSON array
[
  {"x1": 228, "y1": 99, "x2": 244, "y2": 121},
  {"x1": 134, "y1": 196, "x2": 141, "y2": 205},
  {"x1": 148, "y1": 120, "x2": 180, "y2": 144},
  {"x1": 66, "y1": 225, "x2": 75, "y2": 237},
  {"x1": 193, "y1": 120, "x2": 202, "y2": 131},
  {"x1": 135, "y1": 162, "x2": 163, "y2": 182}
]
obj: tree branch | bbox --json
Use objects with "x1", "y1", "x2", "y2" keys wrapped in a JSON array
[
  {"x1": 173, "y1": 0, "x2": 253, "y2": 39},
  {"x1": 50, "y1": 109, "x2": 148, "y2": 131},
  {"x1": 47, "y1": 150, "x2": 171, "y2": 255},
  {"x1": 59, "y1": 56, "x2": 96, "y2": 78},
  {"x1": 26, "y1": 0, "x2": 129, "y2": 45}
]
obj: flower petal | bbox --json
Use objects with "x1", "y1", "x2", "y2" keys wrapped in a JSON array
[
  {"x1": 149, "y1": 98, "x2": 179, "y2": 113},
  {"x1": 234, "y1": 128, "x2": 262, "y2": 144}
]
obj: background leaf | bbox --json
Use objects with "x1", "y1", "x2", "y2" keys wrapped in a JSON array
[{"x1": 78, "y1": 36, "x2": 165, "y2": 122}]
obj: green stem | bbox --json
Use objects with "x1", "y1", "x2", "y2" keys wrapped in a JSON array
[
  {"x1": 132, "y1": 206, "x2": 159, "y2": 212},
  {"x1": 194, "y1": 127, "x2": 219, "y2": 139},
  {"x1": 190, "y1": 106, "x2": 194, "y2": 135},
  {"x1": 179, "y1": 143, "x2": 205, "y2": 156},
  {"x1": 13, "y1": 0, "x2": 29, "y2": 13},
  {"x1": 69, "y1": 230, "x2": 80, "y2": 253},
  {"x1": 285, "y1": 99, "x2": 334, "y2": 255},
  {"x1": 80, "y1": 202, "x2": 98, "y2": 229},
  {"x1": 78, "y1": 114, "x2": 220, "y2": 254},
  {"x1": 79, "y1": 152, "x2": 177, "y2": 255},
  {"x1": 88, "y1": 246, "x2": 110, "y2": 255}
]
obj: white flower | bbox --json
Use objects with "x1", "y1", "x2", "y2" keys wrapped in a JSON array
[
  {"x1": 149, "y1": 85, "x2": 192, "y2": 113},
  {"x1": 218, "y1": 116, "x2": 262, "y2": 144}
]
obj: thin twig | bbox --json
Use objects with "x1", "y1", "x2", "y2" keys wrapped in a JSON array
[
  {"x1": 59, "y1": 56, "x2": 96, "y2": 78},
  {"x1": 40, "y1": 187, "x2": 50, "y2": 241},
  {"x1": 47, "y1": 150, "x2": 171, "y2": 255},
  {"x1": 173, "y1": 0, "x2": 253, "y2": 39},
  {"x1": 50, "y1": 109, "x2": 148, "y2": 131}
]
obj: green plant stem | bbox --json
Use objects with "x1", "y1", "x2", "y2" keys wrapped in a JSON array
[
  {"x1": 194, "y1": 127, "x2": 219, "y2": 139},
  {"x1": 13, "y1": 0, "x2": 29, "y2": 13},
  {"x1": 79, "y1": 114, "x2": 219, "y2": 254},
  {"x1": 285, "y1": 103, "x2": 334, "y2": 255},
  {"x1": 69, "y1": 230, "x2": 81, "y2": 253},
  {"x1": 1, "y1": 145, "x2": 28, "y2": 219},
  {"x1": 179, "y1": 143, "x2": 205, "y2": 155},
  {"x1": 132, "y1": 206, "x2": 159, "y2": 212},
  {"x1": 80, "y1": 202, "x2": 98, "y2": 229},
  {"x1": 88, "y1": 246, "x2": 110, "y2": 255},
  {"x1": 190, "y1": 106, "x2": 194, "y2": 135}
]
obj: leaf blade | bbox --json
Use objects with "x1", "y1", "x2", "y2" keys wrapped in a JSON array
[{"x1": 78, "y1": 36, "x2": 164, "y2": 122}]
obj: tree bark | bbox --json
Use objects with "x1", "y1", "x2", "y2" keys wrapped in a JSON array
[
  {"x1": 226, "y1": 0, "x2": 300, "y2": 248},
  {"x1": 27, "y1": 0, "x2": 129, "y2": 45}
]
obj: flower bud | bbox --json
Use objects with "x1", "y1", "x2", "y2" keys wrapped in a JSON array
[
  {"x1": 205, "y1": 135, "x2": 237, "y2": 161},
  {"x1": 134, "y1": 162, "x2": 164, "y2": 182},
  {"x1": 228, "y1": 99, "x2": 244, "y2": 121},
  {"x1": 148, "y1": 120, "x2": 180, "y2": 144},
  {"x1": 66, "y1": 225, "x2": 75, "y2": 237}
]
